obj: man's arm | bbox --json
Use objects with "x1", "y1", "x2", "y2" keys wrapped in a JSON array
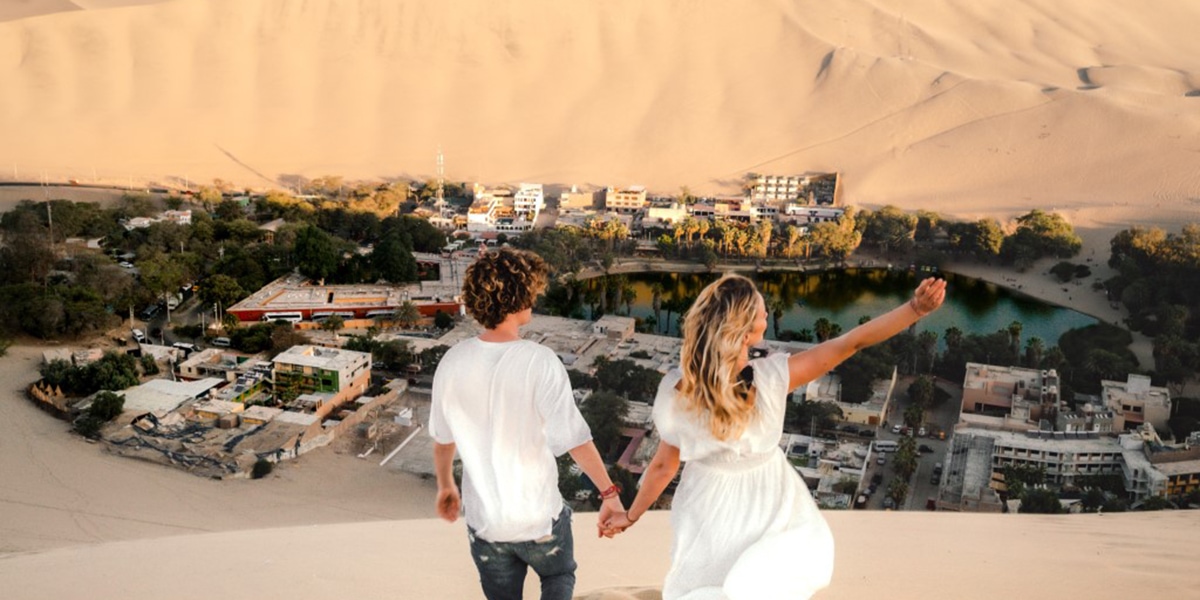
[
  {"x1": 433, "y1": 441, "x2": 461, "y2": 522},
  {"x1": 567, "y1": 440, "x2": 625, "y2": 533}
]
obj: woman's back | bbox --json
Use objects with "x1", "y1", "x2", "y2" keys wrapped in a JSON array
[{"x1": 652, "y1": 353, "x2": 791, "y2": 464}]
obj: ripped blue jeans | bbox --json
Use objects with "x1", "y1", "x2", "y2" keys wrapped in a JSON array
[{"x1": 467, "y1": 505, "x2": 576, "y2": 600}]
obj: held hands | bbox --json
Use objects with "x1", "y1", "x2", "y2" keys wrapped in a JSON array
[
  {"x1": 599, "y1": 511, "x2": 637, "y2": 538},
  {"x1": 436, "y1": 485, "x2": 461, "y2": 523},
  {"x1": 596, "y1": 497, "x2": 627, "y2": 539},
  {"x1": 910, "y1": 277, "x2": 947, "y2": 317}
]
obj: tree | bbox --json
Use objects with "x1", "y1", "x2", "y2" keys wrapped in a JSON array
[
  {"x1": 199, "y1": 274, "x2": 246, "y2": 311},
  {"x1": 1019, "y1": 488, "x2": 1063, "y2": 514},
  {"x1": 580, "y1": 391, "x2": 629, "y2": 459},
  {"x1": 372, "y1": 229, "x2": 418, "y2": 283},
  {"x1": 886, "y1": 478, "x2": 909, "y2": 507},
  {"x1": 1136, "y1": 496, "x2": 1174, "y2": 511},
  {"x1": 320, "y1": 315, "x2": 345, "y2": 337},
  {"x1": 907, "y1": 376, "x2": 935, "y2": 410},
  {"x1": 917, "y1": 330, "x2": 938, "y2": 373},
  {"x1": 252, "y1": 459, "x2": 274, "y2": 479},
  {"x1": 594, "y1": 358, "x2": 663, "y2": 402},
  {"x1": 433, "y1": 310, "x2": 454, "y2": 330},
  {"x1": 1007, "y1": 321, "x2": 1023, "y2": 359},
  {"x1": 293, "y1": 225, "x2": 340, "y2": 282},
  {"x1": 89, "y1": 390, "x2": 126, "y2": 422},
  {"x1": 394, "y1": 301, "x2": 422, "y2": 329},
  {"x1": 813, "y1": 318, "x2": 835, "y2": 342},
  {"x1": 893, "y1": 436, "x2": 918, "y2": 479}
]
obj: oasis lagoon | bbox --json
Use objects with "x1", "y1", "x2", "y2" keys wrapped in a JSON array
[{"x1": 579, "y1": 268, "x2": 1097, "y2": 347}]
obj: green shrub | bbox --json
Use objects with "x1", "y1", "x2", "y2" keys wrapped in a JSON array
[{"x1": 252, "y1": 459, "x2": 274, "y2": 479}]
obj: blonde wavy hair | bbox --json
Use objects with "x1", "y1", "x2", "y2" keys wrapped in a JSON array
[
  {"x1": 678, "y1": 274, "x2": 761, "y2": 441},
  {"x1": 461, "y1": 248, "x2": 549, "y2": 329}
]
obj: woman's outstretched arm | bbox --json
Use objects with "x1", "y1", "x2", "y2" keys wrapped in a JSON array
[{"x1": 787, "y1": 277, "x2": 946, "y2": 391}]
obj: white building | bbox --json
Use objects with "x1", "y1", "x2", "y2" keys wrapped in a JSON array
[{"x1": 1101, "y1": 374, "x2": 1170, "y2": 432}]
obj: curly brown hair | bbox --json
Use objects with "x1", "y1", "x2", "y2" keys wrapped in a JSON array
[{"x1": 461, "y1": 248, "x2": 549, "y2": 329}]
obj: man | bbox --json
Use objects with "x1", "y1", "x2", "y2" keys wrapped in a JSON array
[{"x1": 430, "y1": 248, "x2": 623, "y2": 600}]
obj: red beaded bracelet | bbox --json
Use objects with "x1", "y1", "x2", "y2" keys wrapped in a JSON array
[{"x1": 599, "y1": 484, "x2": 621, "y2": 500}]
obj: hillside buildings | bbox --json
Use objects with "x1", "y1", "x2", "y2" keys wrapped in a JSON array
[
  {"x1": 466, "y1": 183, "x2": 544, "y2": 233},
  {"x1": 948, "y1": 361, "x2": 1195, "y2": 510}
]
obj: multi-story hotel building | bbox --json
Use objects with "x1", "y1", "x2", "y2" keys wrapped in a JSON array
[{"x1": 605, "y1": 186, "x2": 648, "y2": 213}]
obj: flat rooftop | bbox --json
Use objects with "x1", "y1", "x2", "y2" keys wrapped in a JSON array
[{"x1": 228, "y1": 274, "x2": 423, "y2": 313}]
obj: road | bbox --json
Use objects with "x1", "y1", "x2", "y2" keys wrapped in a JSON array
[{"x1": 851, "y1": 374, "x2": 964, "y2": 511}]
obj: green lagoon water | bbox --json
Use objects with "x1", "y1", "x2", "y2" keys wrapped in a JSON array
[{"x1": 584, "y1": 268, "x2": 1097, "y2": 346}]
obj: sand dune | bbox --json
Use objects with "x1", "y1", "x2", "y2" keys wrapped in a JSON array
[
  {"x1": 2, "y1": 0, "x2": 1200, "y2": 228},
  {"x1": 0, "y1": 508, "x2": 1196, "y2": 600}
]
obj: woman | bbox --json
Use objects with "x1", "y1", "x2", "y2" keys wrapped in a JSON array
[{"x1": 604, "y1": 274, "x2": 946, "y2": 599}]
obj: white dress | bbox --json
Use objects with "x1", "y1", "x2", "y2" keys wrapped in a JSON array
[{"x1": 653, "y1": 353, "x2": 834, "y2": 600}]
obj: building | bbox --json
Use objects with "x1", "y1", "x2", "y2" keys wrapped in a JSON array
[
  {"x1": 118, "y1": 378, "x2": 225, "y2": 415},
  {"x1": 960, "y1": 363, "x2": 1061, "y2": 429},
  {"x1": 644, "y1": 202, "x2": 688, "y2": 226},
  {"x1": 751, "y1": 175, "x2": 805, "y2": 202},
  {"x1": 272, "y1": 345, "x2": 371, "y2": 413},
  {"x1": 936, "y1": 432, "x2": 1004, "y2": 512},
  {"x1": 467, "y1": 183, "x2": 542, "y2": 233},
  {"x1": 592, "y1": 315, "x2": 636, "y2": 341},
  {"x1": 178, "y1": 348, "x2": 256, "y2": 382},
  {"x1": 226, "y1": 274, "x2": 461, "y2": 323},
  {"x1": 838, "y1": 368, "x2": 896, "y2": 426},
  {"x1": 1101, "y1": 374, "x2": 1170, "y2": 432},
  {"x1": 559, "y1": 186, "x2": 601, "y2": 211},
  {"x1": 605, "y1": 186, "x2": 647, "y2": 213},
  {"x1": 750, "y1": 173, "x2": 839, "y2": 205}
]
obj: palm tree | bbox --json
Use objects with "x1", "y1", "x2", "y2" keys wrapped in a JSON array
[
  {"x1": 1025, "y1": 336, "x2": 1045, "y2": 368},
  {"x1": 650, "y1": 283, "x2": 665, "y2": 332},
  {"x1": 814, "y1": 318, "x2": 834, "y2": 342},
  {"x1": 394, "y1": 300, "x2": 422, "y2": 329},
  {"x1": 621, "y1": 284, "x2": 637, "y2": 316},
  {"x1": 1007, "y1": 321, "x2": 1023, "y2": 360},
  {"x1": 918, "y1": 330, "x2": 939, "y2": 373},
  {"x1": 696, "y1": 219, "x2": 711, "y2": 245},
  {"x1": 944, "y1": 326, "x2": 964, "y2": 355},
  {"x1": 765, "y1": 293, "x2": 789, "y2": 340}
]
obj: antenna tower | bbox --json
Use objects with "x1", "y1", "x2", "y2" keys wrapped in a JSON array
[{"x1": 435, "y1": 147, "x2": 445, "y2": 210}]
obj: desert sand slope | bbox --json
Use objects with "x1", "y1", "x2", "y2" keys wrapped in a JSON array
[
  {"x1": 0, "y1": 345, "x2": 436, "y2": 556},
  {"x1": 0, "y1": 510, "x2": 1196, "y2": 600},
  {"x1": 1, "y1": 0, "x2": 1199, "y2": 224}
]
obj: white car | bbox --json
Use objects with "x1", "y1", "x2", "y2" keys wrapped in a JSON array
[
  {"x1": 119, "y1": 261, "x2": 134, "y2": 269},
  {"x1": 918, "y1": 426, "x2": 927, "y2": 437},
  {"x1": 132, "y1": 329, "x2": 146, "y2": 343},
  {"x1": 891, "y1": 424, "x2": 902, "y2": 434}
]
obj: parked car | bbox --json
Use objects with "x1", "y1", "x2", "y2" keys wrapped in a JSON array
[
  {"x1": 118, "y1": 261, "x2": 134, "y2": 269},
  {"x1": 212, "y1": 336, "x2": 231, "y2": 348},
  {"x1": 883, "y1": 497, "x2": 896, "y2": 510},
  {"x1": 139, "y1": 304, "x2": 161, "y2": 320},
  {"x1": 860, "y1": 430, "x2": 876, "y2": 438},
  {"x1": 877, "y1": 456, "x2": 886, "y2": 466},
  {"x1": 918, "y1": 426, "x2": 927, "y2": 437},
  {"x1": 871, "y1": 473, "x2": 884, "y2": 486},
  {"x1": 918, "y1": 444, "x2": 934, "y2": 454},
  {"x1": 131, "y1": 329, "x2": 146, "y2": 343},
  {"x1": 891, "y1": 424, "x2": 902, "y2": 434}
]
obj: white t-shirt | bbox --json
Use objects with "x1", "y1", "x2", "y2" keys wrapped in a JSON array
[{"x1": 428, "y1": 337, "x2": 592, "y2": 542}]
